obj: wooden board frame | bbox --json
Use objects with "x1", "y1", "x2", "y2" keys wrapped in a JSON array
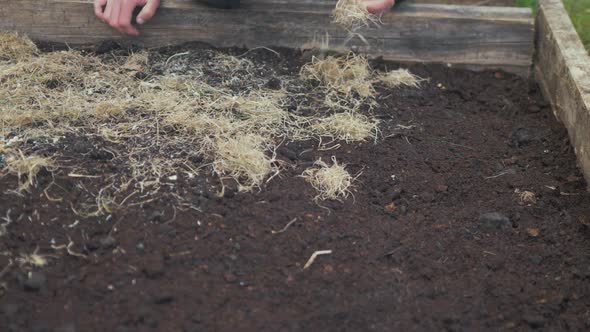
[
  {"x1": 0, "y1": 0, "x2": 534, "y2": 75},
  {"x1": 535, "y1": 0, "x2": 590, "y2": 188}
]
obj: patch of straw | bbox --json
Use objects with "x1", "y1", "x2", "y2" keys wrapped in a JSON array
[
  {"x1": 3, "y1": 151, "x2": 52, "y2": 192},
  {"x1": 301, "y1": 53, "x2": 374, "y2": 99},
  {"x1": 0, "y1": 32, "x2": 38, "y2": 62},
  {"x1": 378, "y1": 69, "x2": 425, "y2": 88},
  {"x1": 312, "y1": 112, "x2": 379, "y2": 142},
  {"x1": 213, "y1": 53, "x2": 254, "y2": 73},
  {"x1": 302, "y1": 156, "x2": 353, "y2": 201},
  {"x1": 122, "y1": 51, "x2": 149, "y2": 71},
  {"x1": 17, "y1": 252, "x2": 48, "y2": 268},
  {"x1": 209, "y1": 134, "x2": 278, "y2": 192},
  {"x1": 516, "y1": 189, "x2": 537, "y2": 205},
  {"x1": 93, "y1": 99, "x2": 130, "y2": 120}
]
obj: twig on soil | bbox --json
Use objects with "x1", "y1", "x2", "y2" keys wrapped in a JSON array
[
  {"x1": 560, "y1": 192, "x2": 582, "y2": 196},
  {"x1": 51, "y1": 238, "x2": 88, "y2": 259},
  {"x1": 43, "y1": 189, "x2": 63, "y2": 202},
  {"x1": 117, "y1": 190, "x2": 138, "y2": 206},
  {"x1": 165, "y1": 52, "x2": 190, "y2": 66},
  {"x1": 237, "y1": 47, "x2": 280, "y2": 58},
  {"x1": 271, "y1": 218, "x2": 298, "y2": 234},
  {"x1": 484, "y1": 171, "x2": 510, "y2": 180},
  {"x1": 303, "y1": 250, "x2": 332, "y2": 270},
  {"x1": 0, "y1": 259, "x2": 14, "y2": 280},
  {"x1": 0, "y1": 209, "x2": 13, "y2": 237},
  {"x1": 440, "y1": 140, "x2": 475, "y2": 151},
  {"x1": 68, "y1": 173, "x2": 102, "y2": 178}
]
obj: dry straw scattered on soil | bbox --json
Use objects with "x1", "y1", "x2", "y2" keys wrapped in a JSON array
[
  {"x1": 302, "y1": 157, "x2": 354, "y2": 201},
  {"x1": 0, "y1": 32, "x2": 420, "y2": 205}
]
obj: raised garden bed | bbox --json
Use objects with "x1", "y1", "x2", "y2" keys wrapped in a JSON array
[{"x1": 1, "y1": 0, "x2": 589, "y2": 331}]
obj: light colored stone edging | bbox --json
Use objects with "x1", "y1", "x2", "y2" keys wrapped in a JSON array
[{"x1": 536, "y1": 0, "x2": 590, "y2": 188}]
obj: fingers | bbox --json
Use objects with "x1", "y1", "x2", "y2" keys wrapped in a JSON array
[
  {"x1": 94, "y1": 0, "x2": 108, "y2": 20},
  {"x1": 137, "y1": 0, "x2": 160, "y2": 25},
  {"x1": 118, "y1": 0, "x2": 140, "y2": 36},
  {"x1": 102, "y1": 0, "x2": 140, "y2": 36},
  {"x1": 363, "y1": 0, "x2": 396, "y2": 14}
]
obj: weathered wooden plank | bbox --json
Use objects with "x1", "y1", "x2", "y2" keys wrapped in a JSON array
[
  {"x1": 535, "y1": 0, "x2": 590, "y2": 188},
  {"x1": 0, "y1": 0, "x2": 534, "y2": 74}
]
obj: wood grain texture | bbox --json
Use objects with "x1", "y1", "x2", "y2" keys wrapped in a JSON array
[
  {"x1": 535, "y1": 0, "x2": 590, "y2": 188},
  {"x1": 0, "y1": 0, "x2": 534, "y2": 74}
]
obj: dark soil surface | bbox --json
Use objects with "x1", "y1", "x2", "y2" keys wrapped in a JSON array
[{"x1": 2, "y1": 43, "x2": 590, "y2": 332}]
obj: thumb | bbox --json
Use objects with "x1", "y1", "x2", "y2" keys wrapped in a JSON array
[
  {"x1": 94, "y1": 0, "x2": 108, "y2": 19},
  {"x1": 364, "y1": 0, "x2": 395, "y2": 14},
  {"x1": 137, "y1": 0, "x2": 160, "y2": 25}
]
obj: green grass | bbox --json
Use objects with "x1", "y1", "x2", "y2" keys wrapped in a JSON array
[{"x1": 516, "y1": 0, "x2": 590, "y2": 51}]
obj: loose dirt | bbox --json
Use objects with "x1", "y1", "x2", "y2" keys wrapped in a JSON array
[{"x1": 1, "y1": 42, "x2": 590, "y2": 332}]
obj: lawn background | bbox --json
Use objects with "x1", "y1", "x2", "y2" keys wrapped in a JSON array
[{"x1": 515, "y1": 0, "x2": 590, "y2": 50}]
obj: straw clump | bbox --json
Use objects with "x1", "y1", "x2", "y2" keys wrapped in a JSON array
[
  {"x1": 378, "y1": 68, "x2": 425, "y2": 88},
  {"x1": 301, "y1": 53, "x2": 375, "y2": 99},
  {"x1": 313, "y1": 112, "x2": 379, "y2": 142},
  {"x1": 302, "y1": 157, "x2": 354, "y2": 201},
  {"x1": 0, "y1": 32, "x2": 38, "y2": 62},
  {"x1": 209, "y1": 134, "x2": 278, "y2": 192},
  {"x1": 332, "y1": 0, "x2": 377, "y2": 32},
  {"x1": 3, "y1": 151, "x2": 52, "y2": 192}
]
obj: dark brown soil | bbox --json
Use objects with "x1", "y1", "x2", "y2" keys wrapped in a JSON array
[{"x1": 2, "y1": 43, "x2": 590, "y2": 332}]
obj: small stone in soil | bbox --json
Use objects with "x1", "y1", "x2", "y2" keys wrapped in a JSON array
[
  {"x1": 479, "y1": 212, "x2": 511, "y2": 230},
  {"x1": 265, "y1": 77, "x2": 282, "y2": 90},
  {"x1": 153, "y1": 293, "x2": 175, "y2": 304},
  {"x1": 145, "y1": 317, "x2": 158, "y2": 328},
  {"x1": 435, "y1": 184, "x2": 448, "y2": 193},
  {"x1": 530, "y1": 255, "x2": 543, "y2": 266},
  {"x1": 509, "y1": 128, "x2": 535, "y2": 147},
  {"x1": 54, "y1": 323, "x2": 76, "y2": 332},
  {"x1": 20, "y1": 271, "x2": 46, "y2": 292},
  {"x1": 523, "y1": 314, "x2": 545, "y2": 328},
  {"x1": 278, "y1": 147, "x2": 297, "y2": 161},
  {"x1": 485, "y1": 256, "x2": 505, "y2": 271},
  {"x1": 526, "y1": 227, "x2": 541, "y2": 237},
  {"x1": 148, "y1": 211, "x2": 164, "y2": 222},
  {"x1": 114, "y1": 326, "x2": 137, "y2": 332},
  {"x1": 1, "y1": 303, "x2": 20, "y2": 317},
  {"x1": 399, "y1": 205, "x2": 408, "y2": 215},
  {"x1": 85, "y1": 240, "x2": 100, "y2": 252},
  {"x1": 142, "y1": 258, "x2": 166, "y2": 279},
  {"x1": 100, "y1": 236, "x2": 117, "y2": 249},
  {"x1": 390, "y1": 188, "x2": 402, "y2": 200},
  {"x1": 527, "y1": 105, "x2": 541, "y2": 113},
  {"x1": 572, "y1": 267, "x2": 590, "y2": 279},
  {"x1": 224, "y1": 272, "x2": 237, "y2": 283},
  {"x1": 136, "y1": 242, "x2": 145, "y2": 251}
]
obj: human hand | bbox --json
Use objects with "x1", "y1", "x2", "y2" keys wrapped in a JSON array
[
  {"x1": 362, "y1": 0, "x2": 396, "y2": 14},
  {"x1": 94, "y1": 0, "x2": 160, "y2": 36}
]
